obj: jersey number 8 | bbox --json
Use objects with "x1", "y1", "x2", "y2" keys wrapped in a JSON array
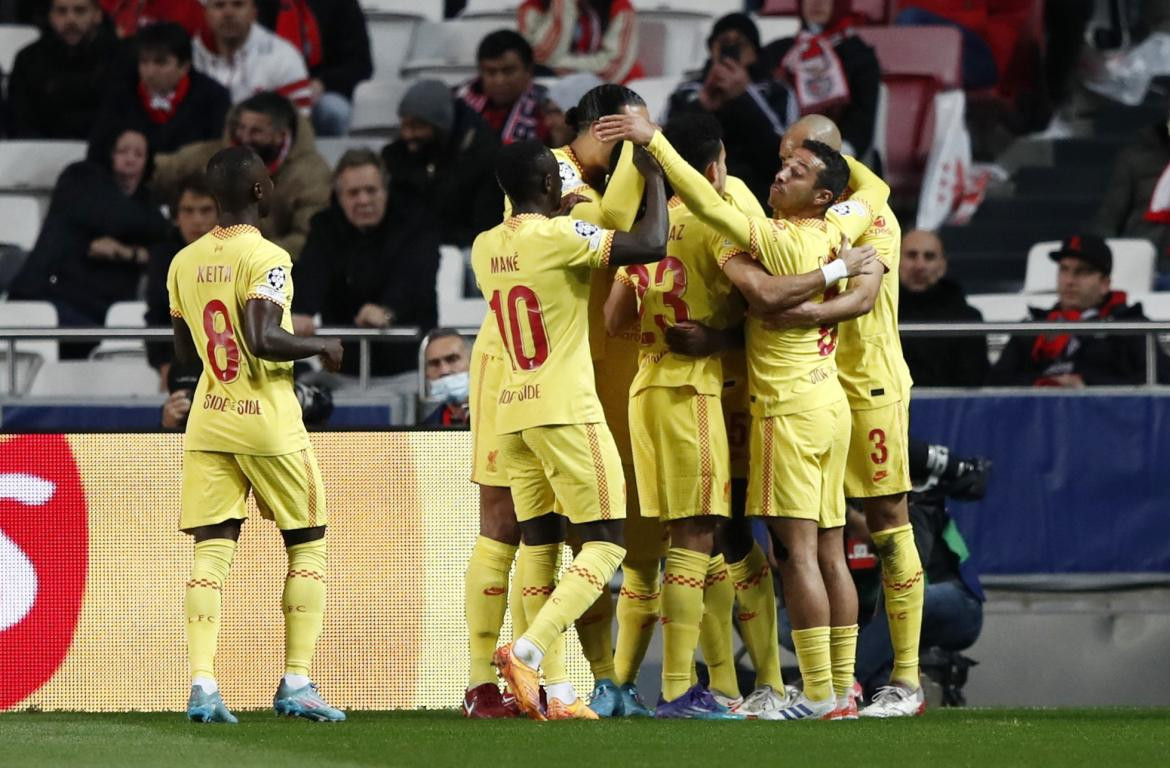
[
  {"x1": 203, "y1": 299, "x2": 241, "y2": 383},
  {"x1": 489, "y1": 286, "x2": 550, "y2": 370}
]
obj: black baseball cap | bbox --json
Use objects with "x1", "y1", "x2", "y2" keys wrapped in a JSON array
[{"x1": 1050, "y1": 233, "x2": 1112, "y2": 276}]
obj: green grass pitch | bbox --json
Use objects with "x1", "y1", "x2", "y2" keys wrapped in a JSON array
[{"x1": 2, "y1": 709, "x2": 1168, "y2": 767}]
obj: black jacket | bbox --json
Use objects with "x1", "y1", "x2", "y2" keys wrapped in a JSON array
[
  {"x1": 986, "y1": 292, "x2": 1164, "y2": 386},
  {"x1": 291, "y1": 202, "x2": 441, "y2": 376},
  {"x1": 381, "y1": 101, "x2": 502, "y2": 247},
  {"x1": 6, "y1": 25, "x2": 121, "y2": 139},
  {"x1": 9, "y1": 161, "x2": 170, "y2": 321},
  {"x1": 762, "y1": 34, "x2": 881, "y2": 162},
  {"x1": 257, "y1": 0, "x2": 373, "y2": 100},
  {"x1": 89, "y1": 71, "x2": 231, "y2": 157},
  {"x1": 144, "y1": 227, "x2": 187, "y2": 369},
  {"x1": 664, "y1": 61, "x2": 794, "y2": 206},
  {"x1": 899, "y1": 278, "x2": 989, "y2": 387}
]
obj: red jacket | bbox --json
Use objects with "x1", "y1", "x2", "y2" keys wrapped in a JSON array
[{"x1": 101, "y1": 0, "x2": 205, "y2": 38}]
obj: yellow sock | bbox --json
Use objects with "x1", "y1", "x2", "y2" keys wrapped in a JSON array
[
  {"x1": 465, "y1": 536, "x2": 517, "y2": 686},
  {"x1": 185, "y1": 539, "x2": 236, "y2": 679},
  {"x1": 661, "y1": 547, "x2": 708, "y2": 701},
  {"x1": 830, "y1": 624, "x2": 859, "y2": 698},
  {"x1": 727, "y1": 542, "x2": 783, "y2": 690},
  {"x1": 525, "y1": 541, "x2": 626, "y2": 685},
  {"x1": 791, "y1": 626, "x2": 833, "y2": 703},
  {"x1": 575, "y1": 581, "x2": 616, "y2": 682},
  {"x1": 872, "y1": 524, "x2": 924, "y2": 689},
  {"x1": 613, "y1": 558, "x2": 660, "y2": 686},
  {"x1": 699, "y1": 554, "x2": 738, "y2": 698},
  {"x1": 517, "y1": 542, "x2": 566, "y2": 683},
  {"x1": 282, "y1": 539, "x2": 327, "y2": 677},
  {"x1": 509, "y1": 544, "x2": 529, "y2": 640}
]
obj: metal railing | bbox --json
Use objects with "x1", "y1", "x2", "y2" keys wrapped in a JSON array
[{"x1": 1, "y1": 321, "x2": 1168, "y2": 395}]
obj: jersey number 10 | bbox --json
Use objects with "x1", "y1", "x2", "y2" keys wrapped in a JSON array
[{"x1": 489, "y1": 286, "x2": 550, "y2": 371}]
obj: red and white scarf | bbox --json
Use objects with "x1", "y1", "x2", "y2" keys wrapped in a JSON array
[
  {"x1": 459, "y1": 82, "x2": 546, "y2": 145},
  {"x1": 138, "y1": 73, "x2": 190, "y2": 124},
  {"x1": 1031, "y1": 291, "x2": 1128, "y2": 365},
  {"x1": 781, "y1": 28, "x2": 853, "y2": 115}
]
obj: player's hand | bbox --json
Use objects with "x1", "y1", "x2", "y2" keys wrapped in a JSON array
[
  {"x1": 595, "y1": 108, "x2": 656, "y2": 146},
  {"x1": 555, "y1": 192, "x2": 591, "y2": 217},
  {"x1": 664, "y1": 321, "x2": 722, "y2": 357},
  {"x1": 839, "y1": 240, "x2": 877, "y2": 277},
  {"x1": 710, "y1": 57, "x2": 749, "y2": 100},
  {"x1": 292, "y1": 313, "x2": 317, "y2": 337},
  {"x1": 354, "y1": 303, "x2": 393, "y2": 328},
  {"x1": 759, "y1": 301, "x2": 819, "y2": 331},
  {"x1": 318, "y1": 338, "x2": 343, "y2": 373},
  {"x1": 632, "y1": 146, "x2": 662, "y2": 179},
  {"x1": 161, "y1": 389, "x2": 192, "y2": 430}
]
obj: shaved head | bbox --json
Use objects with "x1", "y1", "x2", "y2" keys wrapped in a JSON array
[
  {"x1": 780, "y1": 115, "x2": 842, "y2": 160},
  {"x1": 206, "y1": 145, "x2": 271, "y2": 215}
]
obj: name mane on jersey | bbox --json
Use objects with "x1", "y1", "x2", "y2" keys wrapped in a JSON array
[
  {"x1": 492, "y1": 253, "x2": 519, "y2": 273},
  {"x1": 196, "y1": 265, "x2": 233, "y2": 283}
]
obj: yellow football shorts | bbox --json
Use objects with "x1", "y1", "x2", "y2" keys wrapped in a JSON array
[
  {"x1": 470, "y1": 347, "x2": 509, "y2": 487},
  {"x1": 747, "y1": 398, "x2": 850, "y2": 528},
  {"x1": 630, "y1": 386, "x2": 731, "y2": 522},
  {"x1": 594, "y1": 342, "x2": 639, "y2": 467},
  {"x1": 180, "y1": 446, "x2": 327, "y2": 532},
  {"x1": 721, "y1": 367, "x2": 751, "y2": 481},
  {"x1": 844, "y1": 400, "x2": 912, "y2": 498},
  {"x1": 500, "y1": 422, "x2": 627, "y2": 524}
]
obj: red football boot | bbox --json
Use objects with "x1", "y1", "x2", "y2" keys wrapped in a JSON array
[{"x1": 463, "y1": 683, "x2": 518, "y2": 719}]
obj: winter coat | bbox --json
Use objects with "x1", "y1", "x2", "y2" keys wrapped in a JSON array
[
  {"x1": 899, "y1": 278, "x2": 989, "y2": 387},
  {"x1": 89, "y1": 71, "x2": 232, "y2": 157}
]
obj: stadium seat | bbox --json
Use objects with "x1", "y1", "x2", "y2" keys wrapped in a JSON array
[
  {"x1": 0, "y1": 195, "x2": 42, "y2": 251},
  {"x1": 633, "y1": 9, "x2": 712, "y2": 79},
  {"x1": 626, "y1": 76, "x2": 681, "y2": 122},
  {"x1": 350, "y1": 79, "x2": 412, "y2": 135},
  {"x1": 27, "y1": 359, "x2": 160, "y2": 397},
  {"x1": 362, "y1": 0, "x2": 444, "y2": 22},
  {"x1": 0, "y1": 300, "x2": 57, "y2": 395},
  {"x1": 761, "y1": 0, "x2": 889, "y2": 22},
  {"x1": 90, "y1": 301, "x2": 147, "y2": 361},
  {"x1": 436, "y1": 245, "x2": 487, "y2": 328},
  {"x1": 1133, "y1": 293, "x2": 1170, "y2": 321},
  {"x1": 854, "y1": 26, "x2": 962, "y2": 89},
  {"x1": 752, "y1": 14, "x2": 800, "y2": 45},
  {"x1": 966, "y1": 292, "x2": 1055, "y2": 322},
  {"x1": 0, "y1": 24, "x2": 39, "y2": 75},
  {"x1": 316, "y1": 137, "x2": 381, "y2": 170},
  {"x1": 0, "y1": 141, "x2": 86, "y2": 192},
  {"x1": 366, "y1": 14, "x2": 423, "y2": 80},
  {"x1": 460, "y1": 0, "x2": 520, "y2": 17},
  {"x1": 1023, "y1": 239, "x2": 1156, "y2": 296},
  {"x1": 405, "y1": 18, "x2": 516, "y2": 72}
]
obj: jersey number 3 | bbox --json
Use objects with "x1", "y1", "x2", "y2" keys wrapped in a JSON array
[
  {"x1": 203, "y1": 299, "x2": 240, "y2": 383},
  {"x1": 489, "y1": 286, "x2": 550, "y2": 370}
]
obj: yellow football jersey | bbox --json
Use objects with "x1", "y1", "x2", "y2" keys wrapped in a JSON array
[
  {"x1": 167, "y1": 224, "x2": 307, "y2": 456},
  {"x1": 835, "y1": 202, "x2": 914, "y2": 407},
  {"x1": 619, "y1": 197, "x2": 745, "y2": 397},
  {"x1": 471, "y1": 214, "x2": 615, "y2": 434}
]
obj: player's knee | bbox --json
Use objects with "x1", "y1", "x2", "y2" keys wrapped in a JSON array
[
  {"x1": 520, "y1": 512, "x2": 564, "y2": 545},
  {"x1": 281, "y1": 525, "x2": 325, "y2": 548},
  {"x1": 479, "y1": 492, "x2": 520, "y2": 545},
  {"x1": 577, "y1": 519, "x2": 624, "y2": 546},
  {"x1": 863, "y1": 494, "x2": 909, "y2": 532},
  {"x1": 718, "y1": 516, "x2": 754, "y2": 562},
  {"x1": 668, "y1": 517, "x2": 717, "y2": 554}
]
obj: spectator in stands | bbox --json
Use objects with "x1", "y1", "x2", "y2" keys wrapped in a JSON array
[
  {"x1": 1094, "y1": 110, "x2": 1170, "y2": 284},
  {"x1": 988, "y1": 234, "x2": 1162, "y2": 387},
  {"x1": 517, "y1": 0, "x2": 640, "y2": 84},
  {"x1": 382, "y1": 80, "x2": 501, "y2": 247},
  {"x1": 418, "y1": 328, "x2": 471, "y2": 427},
  {"x1": 762, "y1": 0, "x2": 880, "y2": 164},
  {"x1": 898, "y1": 229, "x2": 989, "y2": 387},
  {"x1": 152, "y1": 91, "x2": 331, "y2": 259},
  {"x1": 255, "y1": 0, "x2": 373, "y2": 137},
  {"x1": 6, "y1": 0, "x2": 119, "y2": 139},
  {"x1": 543, "y1": 72, "x2": 603, "y2": 147},
  {"x1": 664, "y1": 13, "x2": 796, "y2": 205},
  {"x1": 893, "y1": 1, "x2": 998, "y2": 90},
  {"x1": 458, "y1": 30, "x2": 549, "y2": 145},
  {"x1": 193, "y1": 0, "x2": 313, "y2": 112},
  {"x1": 291, "y1": 149, "x2": 441, "y2": 377},
  {"x1": 90, "y1": 22, "x2": 231, "y2": 156},
  {"x1": 100, "y1": 0, "x2": 204, "y2": 38},
  {"x1": 8, "y1": 127, "x2": 170, "y2": 358},
  {"x1": 145, "y1": 174, "x2": 219, "y2": 381}
]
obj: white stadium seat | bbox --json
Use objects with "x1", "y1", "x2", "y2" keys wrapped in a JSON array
[
  {"x1": 631, "y1": 0, "x2": 739, "y2": 13},
  {"x1": 967, "y1": 293, "x2": 1055, "y2": 322},
  {"x1": 367, "y1": 14, "x2": 423, "y2": 80},
  {"x1": 90, "y1": 301, "x2": 148, "y2": 361},
  {"x1": 28, "y1": 360, "x2": 160, "y2": 397},
  {"x1": 1132, "y1": 292, "x2": 1170, "y2": 321},
  {"x1": 636, "y1": 15, "x2": 710, "y2": 78},
  {"x1": 350, "y1": 79, "x2": 412, "y2": 134},
  {"x1": 363, "y1": 0, "x2": 444, "y2": 21},
  {"x1": 626, "y1": 76, "x2": 681, "y2": 123},
  {"x1": 405, "y1": 18, "x2": 516, "y2": 72},
  {"x1": 752, "y1": 13, "x2": 800, "y2": 45},
  {"x1": 1024, "y1": 238, "x2": 1156, "y2": 296},
  {"x1": 0, "y1": 300, "x2": 57, "y2": 394},
  {"x1": 316, "y1": 137, "x2": 381, "y2": 170},
  {"x1": 0, "y1": 141, "x2": 86, "y2": 191},
  {"x1": 436, "y1": 245, "x2": 487, "y2": 328},
  {"x1": 0, "y1": 24, "x2": 39, "y2": 74},
  {"x1": 461, "y1": 0, "x2": 520, "y2": 17},
  {"x1": 0, "y1": 195, "x2": 42, "y2": 251}
]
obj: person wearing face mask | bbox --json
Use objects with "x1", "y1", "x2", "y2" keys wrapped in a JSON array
[
  {"x1": 761, "y1": 0, "x2": 880, "y2": 167},
  {"x1": 291, "y1": 149, "x2": 441, "y2": 378},
  {"x1": 152, "y1": 90, "x2": 331, "y2": 260},
  {"x1": 9, "y1": 127, "x2": 170, "y2": 358},
  {"x1": 91, "y1": 22, "x2": 232, "y2": 155},
  {"x1": 6, "y1": 0, "x2": 119, "y2": 138},
  {"x1": 418, "y1": 328, "x2": 471, "y2": 427}
]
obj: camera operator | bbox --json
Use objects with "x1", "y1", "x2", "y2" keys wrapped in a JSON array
[{"x1": 161, "y1": 362, "x2": 333, "y2": 430}]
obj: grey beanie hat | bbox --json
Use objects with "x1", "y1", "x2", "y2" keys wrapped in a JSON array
[{"x1": 399, "y1": 79, "x2": 455, "y2": 136}]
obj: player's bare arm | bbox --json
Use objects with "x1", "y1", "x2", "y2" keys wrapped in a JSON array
[
  {"x1": 761, "y1": 268, "x2": 883, "y2": 331},
  {"x1": 719, "y1": 243, "x2": 876, "y2": 314},
  {"x1": 244, "y1": 298, "x2": 343, "y2": 372},
  {"x1": 607, "y1": 148, "x2": 669, "y2": 266},
  {"x1": 604, "y1": 278, "x2": 638, "y2": 337}
]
